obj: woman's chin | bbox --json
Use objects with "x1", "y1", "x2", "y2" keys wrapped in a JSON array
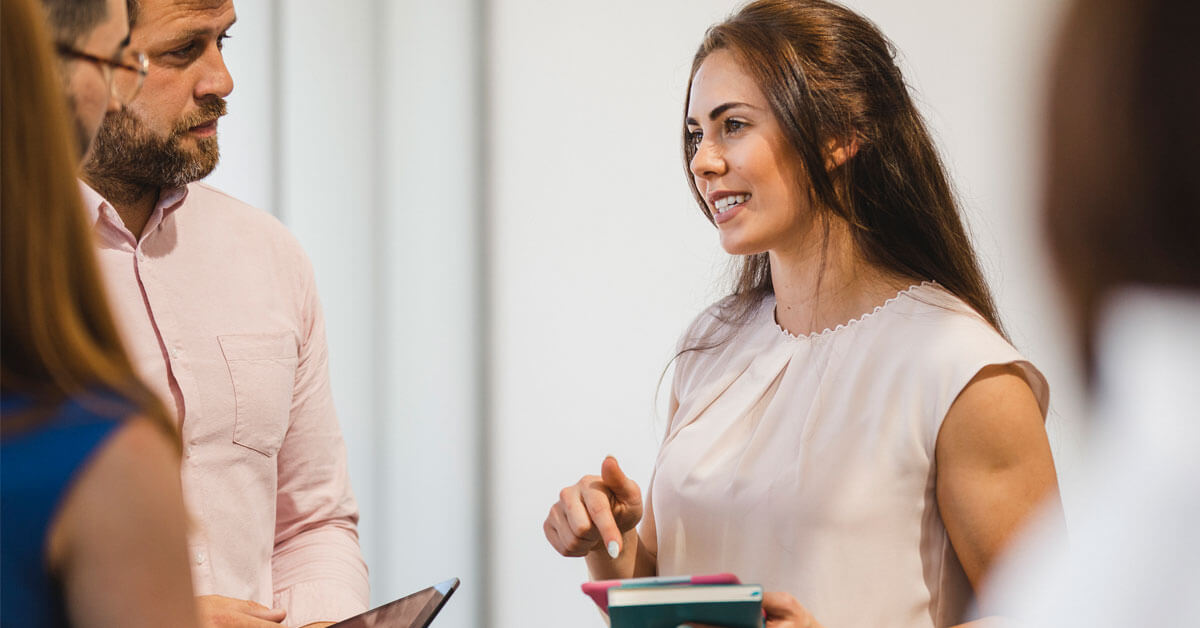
[{"x1": 718, "y1": 235, "x2": 765, "y2": 257}]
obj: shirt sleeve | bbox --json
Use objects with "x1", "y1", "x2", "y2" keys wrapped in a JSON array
[{"x1": 270, "y1": 257, "x2": 370, "y2": 626}]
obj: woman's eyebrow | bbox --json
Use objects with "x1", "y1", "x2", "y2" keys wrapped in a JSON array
[{"x1": 686, "y1": 101, "x2": 758, "y2": 126}]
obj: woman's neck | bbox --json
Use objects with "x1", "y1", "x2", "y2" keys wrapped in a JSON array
[{"x1": 769, "y1": 216, "x2": 913, "y2": 337}]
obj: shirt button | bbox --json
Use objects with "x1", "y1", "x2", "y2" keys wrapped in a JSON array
[
  {"x1": 195, "y1": 552, "x2": 206, "y2": 565},
  {"x1": 171, "y1": 348, "x2": 180, "y2": 360},
  {"x1": 186, "y1": 446, "x2": 195, "y2": 457},
  {"x1": 136, "y1": 252, "x2": 146, "y2": 262}
]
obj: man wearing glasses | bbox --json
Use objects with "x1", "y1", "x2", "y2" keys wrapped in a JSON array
[
  {"x1": 40, "y1": 0, "x2": 146, "y2": 159},
  {"x1": 73, "y1": 1, "x2": 369, "y2": 627}
]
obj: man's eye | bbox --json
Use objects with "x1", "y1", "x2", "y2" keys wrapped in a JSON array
[
  {"x1": 217, "y1": 32, "x2": 232, "y2": 50},
  {"x1": 167, "y1": 42, "x2": 197, "y2": 57}
]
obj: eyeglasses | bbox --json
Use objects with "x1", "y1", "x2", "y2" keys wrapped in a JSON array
[{"x1": 56, "y1": 44, "x2": 149, "y2": 104}]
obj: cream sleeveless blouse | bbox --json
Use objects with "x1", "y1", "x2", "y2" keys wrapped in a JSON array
[{"x1": 644, "y1": 283, "x2": 1048, "y2": 628}]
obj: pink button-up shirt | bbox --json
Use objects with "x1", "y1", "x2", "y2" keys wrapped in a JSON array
[{"x1": 81, "y1": 181, "x2": 369, "y2": 626}]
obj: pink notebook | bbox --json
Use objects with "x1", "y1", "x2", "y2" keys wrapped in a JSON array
[{"x1": 581, "y1": 573, "x2": 741, "y2": 613}]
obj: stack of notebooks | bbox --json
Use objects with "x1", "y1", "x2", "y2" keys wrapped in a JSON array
[{"x1": 583, "y1": 574, "x2": 764, "y2": 628}]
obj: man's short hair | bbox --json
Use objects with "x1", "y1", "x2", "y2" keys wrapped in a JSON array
[{"x1": 38, "y1": 0, "x2": 108, "y2": 44}]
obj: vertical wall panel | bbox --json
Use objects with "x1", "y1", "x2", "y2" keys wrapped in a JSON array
[
  {"x1": 375, "y1": 2, "x2": 483, "y2": 627},
  {"x1": 274, "y1": 2, "x2": 380, "y2": 600}
]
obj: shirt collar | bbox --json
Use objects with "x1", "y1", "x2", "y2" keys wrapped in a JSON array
[
  {"x1": 77, "y1": 179, "x2": 191, "y2": 227},
  {"x1": 78, "y1": 180, "x2": 105, "y2": 226}
]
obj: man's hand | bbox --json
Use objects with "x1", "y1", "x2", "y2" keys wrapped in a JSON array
[{"x1": 197, "y1": 595, "x2": 286, "y2": 627}]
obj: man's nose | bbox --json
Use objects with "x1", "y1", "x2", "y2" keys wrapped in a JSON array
[{"x1": 195, "y1": 46, "x2": 234, "y2": 100}]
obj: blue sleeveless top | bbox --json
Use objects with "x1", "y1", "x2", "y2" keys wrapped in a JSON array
[{"x1": 1, "y1": 392, "x2": 132, "y2": 627}]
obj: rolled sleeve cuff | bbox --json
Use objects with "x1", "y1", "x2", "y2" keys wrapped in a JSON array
[{"x1": 275, "y1": 579, "x2": 369, "y2": 627}]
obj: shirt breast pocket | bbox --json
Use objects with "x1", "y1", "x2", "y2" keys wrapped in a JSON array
[{"x1": 218, "y1": 332, "x2": 299, "y2": 457}]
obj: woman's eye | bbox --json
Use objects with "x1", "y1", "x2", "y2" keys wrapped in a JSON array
[
  {"x1": 724, "y1": 118, "x2": 746, "y2": 133},
  {"x1": 686, "y1": 129, "x2": 703, "y2": 149}
]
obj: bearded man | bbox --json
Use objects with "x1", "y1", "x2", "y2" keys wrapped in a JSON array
[{"x1": 79, "y1": 1, "x2": 368, "y2": 627}]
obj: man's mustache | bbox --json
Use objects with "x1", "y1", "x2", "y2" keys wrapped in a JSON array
[{"x1": 173, "y1": 98, "x2": 228, "y2": 135}]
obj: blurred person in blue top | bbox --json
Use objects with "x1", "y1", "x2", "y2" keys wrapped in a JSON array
[
  {"x1": 0, "y1": 0, "x2": 200, "y2": 625},
  {"x1": 982, "y1": 0, "x2": 1200, "y2": 625}
]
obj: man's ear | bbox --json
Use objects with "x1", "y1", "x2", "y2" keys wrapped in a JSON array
[{"x1": 824, "y1": 135, "x2": 860, "y2": 171}]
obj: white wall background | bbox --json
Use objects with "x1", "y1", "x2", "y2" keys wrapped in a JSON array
[{"x1": 206, "y1": 1, "x2": 1082, "y2": 627}]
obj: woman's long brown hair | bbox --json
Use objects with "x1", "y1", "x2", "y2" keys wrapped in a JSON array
[
  {"x1": 681, "y1": 0, "x2": 1004, "y2": 347},
  {"x1": 1, "y1": 0, "x2": 175, "y2": 440}
]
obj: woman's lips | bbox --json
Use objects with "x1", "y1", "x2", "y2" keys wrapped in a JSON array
[
  {"x1": 713, "y1": 195, "x2": 749, "y2": 225},
  {"x1": 714, "y1": 201, "x2": 745, "y2": 224}
]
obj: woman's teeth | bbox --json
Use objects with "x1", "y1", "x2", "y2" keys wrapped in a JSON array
[{"x1": 715, "y1": 194, "x2": 749, "y2": 214}]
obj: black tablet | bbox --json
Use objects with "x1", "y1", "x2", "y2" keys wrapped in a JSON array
[{"x1": 331, "y1": 578, "x2": 460, "y2": 628}]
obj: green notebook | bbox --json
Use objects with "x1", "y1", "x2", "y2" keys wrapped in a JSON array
[{"x1": 608, "y1": 583, "x2": 764, "y2": 628}]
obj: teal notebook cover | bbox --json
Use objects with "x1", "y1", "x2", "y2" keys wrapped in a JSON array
[{"x1": 608, "y1": 585, "x2": 763, "y2": 628}]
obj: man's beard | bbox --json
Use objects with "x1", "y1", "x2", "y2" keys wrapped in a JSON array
[{"x1": 83, "y1": 97, "x2": 227, "y2": 194}]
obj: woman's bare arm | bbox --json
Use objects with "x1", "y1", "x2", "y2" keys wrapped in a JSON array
[
  {"x1": 936, "y1": 364, "x2": 1064, "y2": 591},
  {"x1": 48, "y1": 417, "x2": 200, "y2": 628}
]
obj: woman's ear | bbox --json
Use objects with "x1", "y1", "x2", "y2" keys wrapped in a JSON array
[{"x1": 824, "y1": 135, "x2": 860, "y2": 171}]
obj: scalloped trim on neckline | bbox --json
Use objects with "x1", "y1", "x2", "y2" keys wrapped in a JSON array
[{"x1": 772, "y1": 281, "x2": 936, "y2": 341}]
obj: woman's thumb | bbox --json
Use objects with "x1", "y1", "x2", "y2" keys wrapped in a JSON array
[{"x1": 600, "y1": 456, "x2": 637, "y2": 501}]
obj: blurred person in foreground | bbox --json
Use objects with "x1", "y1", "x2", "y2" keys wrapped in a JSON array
[
  {"x1": 982, "y1": 0, "x2": 1200, "y2": 624},
  {"x1": 78, "y1": 0, "x2": 368, "y2": 625},
  {"x1": 544, "y1": 1, "x2": 1061, "y2": 626},
  {"x1": 38, "y1": 0, "x2": 145, "y2": 160},
  {"x1": 0, "y1": 0, "x2": 199, "y2": 624}
]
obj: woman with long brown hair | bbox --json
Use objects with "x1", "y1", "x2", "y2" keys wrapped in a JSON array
[
  {"x1": 544, "y1": 1, "x2": 1060, "y2": 626},
  {"x1": 0, "y1": 0, "x2": 199, "y2": 624}
]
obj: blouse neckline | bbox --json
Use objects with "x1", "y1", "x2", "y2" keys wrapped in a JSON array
[{"x1": 768, "y1": 281, "x2": 935, "y2": 341}]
